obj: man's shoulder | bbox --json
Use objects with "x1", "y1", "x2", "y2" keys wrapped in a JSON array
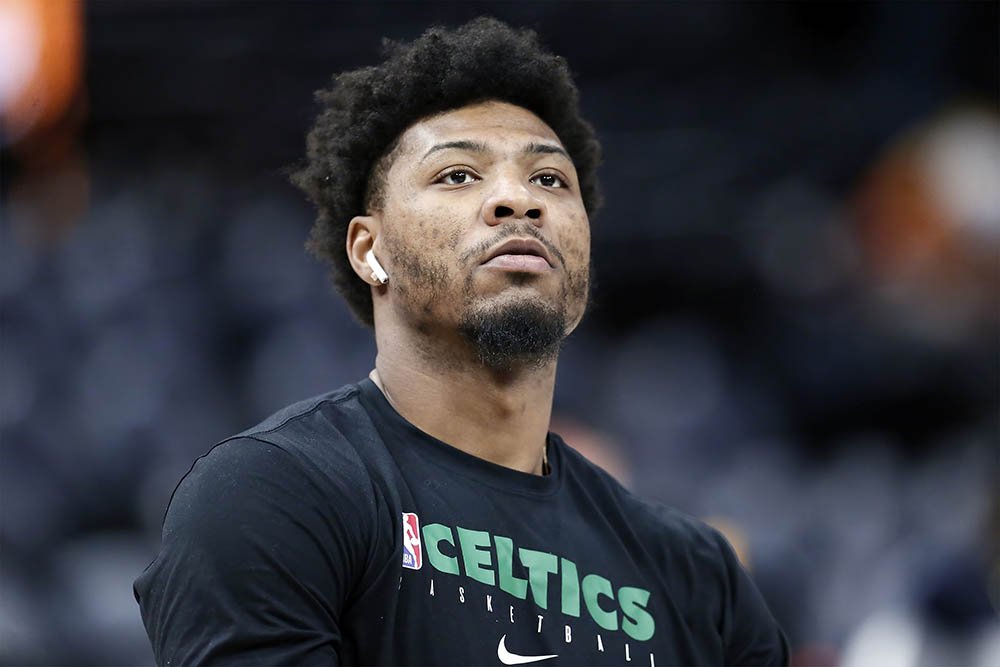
[
  {"x1": 559, "y1": 441, "x2": 728, "y2": 562},
  {"x1": 188, "y1": 382, "x2": 383, "y2": 501},
  {"x1": 632, "y1": 494, "x2": 729, "y2": 558},
  {"x1": 233, "y1": 382, "x2": 364, "y2": 444},
  {"x1": 223, "y1": 381, "x2": 387, "y2": 465}
]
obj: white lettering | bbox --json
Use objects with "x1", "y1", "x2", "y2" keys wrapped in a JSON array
[
  {"x1": 650, "y1": 653, "x2": 655, "y2": 667},
  {"x1": 459, "y1": 586, "x2": 465, "y2": 603},
  {"x1": 625, "y1": 643, "x2": 631, "y2": 662},
  {"x1": 509, "y1": 605, "x2": 515, "y2": 623},
  {"x1": 487, "y1": 595, "x2": 493, "y2": 612},
  {"x1": 597, "y1": 634, "x2": 604, "y2": 652},
  {"x1": 564, "y1": 625, "x2": 572, "y2": 643},
  {"x1": 398, "y1": 576, "x2": 402, "y2": 590},
  {"x1": 429, "y1": 579, "x2": 434, "y2": 596},
  {"x1": 536, "y1": 615, "x2": 543, "y2": 633}
]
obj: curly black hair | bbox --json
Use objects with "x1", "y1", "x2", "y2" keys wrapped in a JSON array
[{"x1": 290, "y1": 17, "x2": 602, "y2": 327}]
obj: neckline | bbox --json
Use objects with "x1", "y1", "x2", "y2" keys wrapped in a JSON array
[{"x1": 357, "y1": 377, "x2": 562, "y2": 497}]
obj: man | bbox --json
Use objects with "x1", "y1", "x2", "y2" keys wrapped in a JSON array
[{"x1": 135, "y1": 18, "x2": 789, "y2": 666}]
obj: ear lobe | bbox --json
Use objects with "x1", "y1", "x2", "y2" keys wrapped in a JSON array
[{"x1": 346, "y1": 215, "x2": 386, "y2": 286}]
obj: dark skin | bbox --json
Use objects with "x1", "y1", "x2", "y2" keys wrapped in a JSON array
[{"x1": 346, "y1": 101, "x2": 591, "y2": 476}]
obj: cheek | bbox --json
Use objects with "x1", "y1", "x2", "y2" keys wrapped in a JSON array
[
  {"x1": 382, "y1": 200, "x2": 467, "y2": 299},
  {"x1": 447, "y1": 227, "x2": 462, "y2": 251},
  {"x1": 416, "y1": 214, "x2": 447, "y2": 247},
  {"x1": 387, "y1": 199, "x2": 461, "y2": 252},
  {"x1": 559, "y1": 211, "x2": 591, "y2": 266},
  {"x1": 423, "y1": 201, "x2": 466, "y2": 252},
  {"x1": 558, "y1": 210, "x2": 592, "y2": 310},
  {"x1": 425, "y1": 214, "x2": 461, "y2": 253}
]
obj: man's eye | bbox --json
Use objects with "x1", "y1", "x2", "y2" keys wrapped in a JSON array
[
  {"x1": 531, "y1": 173, "x2": 566, "y2": 188},
  {"x1": 438, "y1": 170, "x2": 477, "y2": 185}
]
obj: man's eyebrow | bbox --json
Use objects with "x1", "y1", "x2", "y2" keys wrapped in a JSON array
[
  {"x1": 421, "y1": 140, "x2": 489, "y2": 161},
  {"x1": 524, "y1": 142, "x2": 570, "y2": 160},
  {"x1": 420, "y1": 140, "x2": 571, "y2": 162}
]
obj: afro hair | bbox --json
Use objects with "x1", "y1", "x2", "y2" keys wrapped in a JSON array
[{"x1": 290, "y1": 17, "x2": 602, "y2": 327}]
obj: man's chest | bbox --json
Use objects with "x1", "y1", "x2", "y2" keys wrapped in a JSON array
[{"x1": 341, "y1": 477, "x2": 720, "y2": 666}]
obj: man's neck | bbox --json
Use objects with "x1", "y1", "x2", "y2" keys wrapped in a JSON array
[{"x1": 371, "y1": 324, "x2": 555, "y2": 476}]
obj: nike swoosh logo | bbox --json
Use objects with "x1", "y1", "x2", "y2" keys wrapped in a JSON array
[{"x1": 497, "y1": 634, "x2": 558, "y2": 665}]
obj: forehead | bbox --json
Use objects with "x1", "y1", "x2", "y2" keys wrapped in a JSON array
[{"x1": 396, "y1": 101, "x2": 564, "y2": 159}]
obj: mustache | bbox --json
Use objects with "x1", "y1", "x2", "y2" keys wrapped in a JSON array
[{"x1": 459, "y1": 225, "x2": 566, "y2": 268}]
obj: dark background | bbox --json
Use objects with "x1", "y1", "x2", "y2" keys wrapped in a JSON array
[{"x1": 2, "y1": 2, "x2": 997, "y2": 664}]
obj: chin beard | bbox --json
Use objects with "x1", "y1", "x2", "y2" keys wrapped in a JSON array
[{"x1": 458, "y1": 298, "x2": 567, "y2": 373}]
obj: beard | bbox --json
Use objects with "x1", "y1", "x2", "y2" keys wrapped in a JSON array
[
  {"x1": 457, "y1": 296, "x2": 568, "y2": 373},
  {"x1": 380, "y1": 227, "x2": 591, "y2": 373}
]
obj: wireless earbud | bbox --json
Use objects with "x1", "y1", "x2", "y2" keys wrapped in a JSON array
[{"x1": 365, "y1": 249, "x2": 389, "y2": 285}]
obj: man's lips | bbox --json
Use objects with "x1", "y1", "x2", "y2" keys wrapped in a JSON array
[
  {"x1": 482, "y1": 254, "x2": 552, "y2": 272},
  {"x1": 481, "y1": 238, "x2": 555, "y2": 271}
]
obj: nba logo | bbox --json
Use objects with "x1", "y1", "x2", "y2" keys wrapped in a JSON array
[{"x1": 401, "y1": 512, "x2": 422, "y2": 570}]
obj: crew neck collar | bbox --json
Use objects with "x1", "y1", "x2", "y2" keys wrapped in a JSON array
[{"x1": 357, "y1": 377, "x2": 561, "y2": 497}]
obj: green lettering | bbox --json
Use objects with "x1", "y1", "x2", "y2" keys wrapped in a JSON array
[
  {"x1": 518, "y1": 548, "x2": 558, "y2": 610},
  {"x1": 582, "y1": 574, "x2": 618, "y2": 631},
  {"x1": 494, "y1": 535, "x2": 527, "y2": 599},
  {"x1": 560, "y1": 558, "x2": 580, "y2": 617},
  {"x1": 457, "y1": 527, "x2": 495, "y2": 586},
  {"x1": 619, "y1": 586, "x2": 655, "y2": 641},
  {"x1": 422, "y1": 523, "x2": 460, "y2": 575}
]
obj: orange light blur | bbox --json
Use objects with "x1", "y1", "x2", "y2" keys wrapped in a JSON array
[{"x1": 0, "y1": 0, "x2": 83, "y2": 144}]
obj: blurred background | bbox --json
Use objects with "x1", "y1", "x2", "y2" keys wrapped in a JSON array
[{"x1": 1, "y1": 1, "x2": 997, "y2": 665}]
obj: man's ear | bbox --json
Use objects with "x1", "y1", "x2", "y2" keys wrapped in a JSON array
[{"x1": 346, "y1": 215, "x2": 386, "y2": 286}]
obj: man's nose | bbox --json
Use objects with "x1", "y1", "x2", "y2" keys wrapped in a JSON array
[{"x1": 482, "y1": 177, "x2": 545, "y2": 226}]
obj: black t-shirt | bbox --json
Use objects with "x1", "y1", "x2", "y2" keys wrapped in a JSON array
[{"x1": 135, "y1": 379, "x2": 788, "y2": 666}]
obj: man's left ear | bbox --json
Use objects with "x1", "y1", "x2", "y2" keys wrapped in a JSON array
[
  {"x1": 346, "y1": 215, "x2": 386, "y2": 286},
  {"x1": 365, "y1": 249, "x2": 389, "y2": 284}
]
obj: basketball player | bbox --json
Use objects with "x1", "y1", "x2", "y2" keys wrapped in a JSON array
[{"x1": 135, "y1": 18, "x2": 788, "y2": 666}]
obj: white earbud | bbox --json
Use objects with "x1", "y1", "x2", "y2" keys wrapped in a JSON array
[{"x1": 365, "y1": 249, "x2": 389, "y2": 285}]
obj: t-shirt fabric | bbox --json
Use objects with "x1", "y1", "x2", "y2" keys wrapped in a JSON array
[{"x1": 135, "y1": 379, "x2": 789, "y2": 666}]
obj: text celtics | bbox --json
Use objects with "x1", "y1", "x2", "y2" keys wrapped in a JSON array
[{"x1": 419, "y1": 522, "x2": 655, "y2": 642}]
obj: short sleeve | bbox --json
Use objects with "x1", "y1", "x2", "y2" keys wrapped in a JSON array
[
  {"x1": 714, "y1": 530, "x2": 790, "y2": 666},
  {"x1": 134, "y1": 437, "x2": 372, "y2": 666}
]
